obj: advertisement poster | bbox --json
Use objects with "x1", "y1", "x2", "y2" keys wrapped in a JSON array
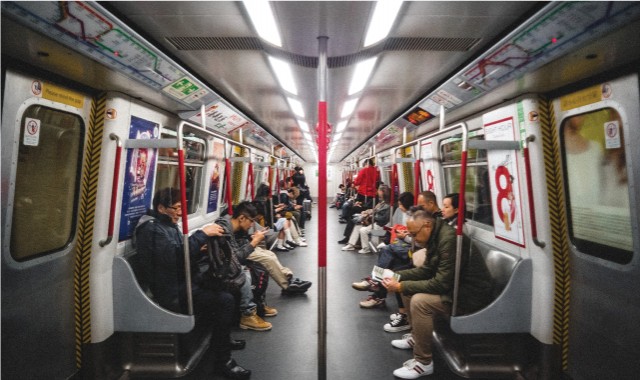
[
  {"x1": 420, "y1": 139, "x2": 437, "y2": 195},
  {"x1": 207, "y1": 138, "x2": 225, "y2": 213},
  {"x1": 484, "y1": 116, "x2": 525, "y2": 247},
  {"x1": 118, "y1": 116, "x2": 159, "y2": 241}
]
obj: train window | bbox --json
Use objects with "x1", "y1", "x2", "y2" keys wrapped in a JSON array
[
  {"x1": 441, "y1": 135, "x2": 493, "y2": 226},
  {"x1": 156, "y1": 130, "x2": 205, "y2": 215},
  {"x1": 10, "y1": 105, "x2": 83, "y2": 260},
  {"x1": 561, "y1": 108, "x2": 632, "y2": 264}
]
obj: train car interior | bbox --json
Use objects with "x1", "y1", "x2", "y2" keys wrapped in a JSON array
[{"x1": 2, "y1": 2, "x2": 640, "y2": 380}]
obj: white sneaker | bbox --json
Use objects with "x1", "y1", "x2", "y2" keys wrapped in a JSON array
[
  {"x1": 358, "y1": 248, "x2": 371, "y2": 254},
  {"x1": 384, "y1": 313, "x2": 411, "y2": 332},
  {"x1": 391, "y1": 333, "x2": 415, "y2": 350},
  {"x1": 341, "y1": 244, "x2": 356, "y2": 251},
  {"x1": 296, "y1": 240, "x2": 308, "y2": 247},
  {"x1": 393, "y1": 359, "x2": 433, "y2": 379}
]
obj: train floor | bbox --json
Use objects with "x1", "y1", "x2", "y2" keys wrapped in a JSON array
[{"x1": 186, "y1": 203, "x2": 474, "y2": 380}]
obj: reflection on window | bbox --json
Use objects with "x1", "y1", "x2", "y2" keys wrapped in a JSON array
[
  {"x1": 156, "y1": 130, "x2": 205, "y2": 214},
  {"x1": 10, "y1": 105, "x2": 83, "y2": 260},
  {"x1": 561, "y1": 108, "x2": 632, "y2": 264},
  {"x1": 441, "y1": 135, "x2": 493, "y2": 226}
]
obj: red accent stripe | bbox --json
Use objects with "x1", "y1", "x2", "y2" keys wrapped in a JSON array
[
  {"x1": 178, "y1": 149, "x2": 189, "y2": 233},
  {"x1": 318, "y1": 101, "x2": 327, "y2": 268},
  {"x1": 107, "y1": 145, "x2": 122, "y2": 238},
  {"x1": 456, "y1": 150, "x2": 468, "y2": 235},
  {"x1": 225, "y1": 158, "x2": 234, "y2": 215}
]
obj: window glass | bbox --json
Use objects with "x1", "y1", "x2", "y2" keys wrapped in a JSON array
[
  {"x1": 156, "y1": 130, "x2": 205, "y2": 214},
  {"x1": 441, "y1": 134, "x2": 493, "y2": 226},
  {"x1": 10, "y1": 105, "x2": 83, "y2": 260},
  {"x1": 561, "y1": 108, "x2": 632, "y2": 263}
]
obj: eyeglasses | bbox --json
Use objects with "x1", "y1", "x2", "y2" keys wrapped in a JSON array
[{"x1": 408, "y1": 223, "x2": 427, "y2": 237}]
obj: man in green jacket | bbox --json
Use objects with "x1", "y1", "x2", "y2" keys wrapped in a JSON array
[{"x1": 382, "y1": 209, "x2": 492, "y2": 379}]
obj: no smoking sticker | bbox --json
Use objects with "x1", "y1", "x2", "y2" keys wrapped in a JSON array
[{"x1": 24, "y1": 117, "x2": 41, "y2": 146}]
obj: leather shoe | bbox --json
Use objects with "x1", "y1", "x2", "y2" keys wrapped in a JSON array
[
  {"x1": 230, "y1": 339, "x2": 246, "y2": 350},
  {"x1": 337, "y1": 238, "x2": 348, "y2": 244},
  {"x1": 214, "y1": 359, "x2": 251, "y2": 379}
]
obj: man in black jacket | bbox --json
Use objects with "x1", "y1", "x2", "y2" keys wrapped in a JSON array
[{"x1": 135, "y1": 188, "x2": 251, "y2": 379}]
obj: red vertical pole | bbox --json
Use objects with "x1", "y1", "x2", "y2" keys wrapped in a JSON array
[
  {"x1": 225, "y1": 158, "x2": 234, "y2": 215},
  {"x1": 317, "y1": 35, "x2": 328, "y2": 380}
]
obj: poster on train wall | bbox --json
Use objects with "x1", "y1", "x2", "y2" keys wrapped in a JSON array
[
  {"x1": 119, "y1": 116, "x2": 159, "y2": 241},
  {"x1": 420, "y1": 139, "x2": 438, "y2": 196},
  {"x1": 207, "y1": 138, "x2": 225, "y2": 213},
  {"x1": 483, "y1": 115, "x2": 525, "y2": 247}
]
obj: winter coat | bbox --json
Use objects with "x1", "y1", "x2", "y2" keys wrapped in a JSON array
[
  {"x1": 134, "y1": 211, "x2": 209, "y2": 313},
  {"x1": 353, "y1": 165, "x2": 380, "y2": 198},
  {"x1": 215, "y1": 215, "x2": 255, "y2": 261},
  {"x1": 397, "y1": 218, "x2": 493, "y2": 314}
]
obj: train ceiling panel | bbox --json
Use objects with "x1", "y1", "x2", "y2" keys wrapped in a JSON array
[{"x1": 3, "y1": 2, "x2": 639, "y2": 164}]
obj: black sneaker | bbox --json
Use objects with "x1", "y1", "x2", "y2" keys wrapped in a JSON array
[
  {"x1": 337, "y1": 238, "x2": 349, "y2": 244},
  {"x1": 282, "y1": 281, "x2": 310, "y2": 295},
  {"x1": 384, "y1": 313, "x2": 411, "y2": 332}
]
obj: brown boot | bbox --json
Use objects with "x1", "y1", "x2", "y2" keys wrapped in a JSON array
[
  {"x1": 263, "y1": 305, "x2": 278, "y2": 317},
  {"x1": 240, "y1": 310, "x2": 272, "y2": 331}
]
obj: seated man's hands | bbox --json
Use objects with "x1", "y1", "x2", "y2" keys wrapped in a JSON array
[{"x1": 202, "y1": 223, "x2": 225, "y2": 236}]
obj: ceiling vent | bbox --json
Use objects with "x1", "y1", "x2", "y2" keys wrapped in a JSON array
[
  {"x1": 166, "y1": 37, "x2": 263, "y2": 50},
  {"x1": 384, "y1": 37, "x2": 481, "y2": 51}
]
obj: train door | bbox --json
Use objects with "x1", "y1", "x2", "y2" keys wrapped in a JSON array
[
  {"x1": 552, "y1": 75, "x2": 640, "y2": 379},
  {"x1": 1, "y1": 70, "x2": 93, "y2": 378}
]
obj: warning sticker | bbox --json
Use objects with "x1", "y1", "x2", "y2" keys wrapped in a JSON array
[
  {"x1": 604, "y1": 120, "x2": 621, "y2": 149},
  {"x1": 24, "y1": 118, "x2": 41, "y2": 146}
]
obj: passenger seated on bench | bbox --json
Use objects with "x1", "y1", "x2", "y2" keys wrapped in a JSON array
[
  {"x1": 135, "y1": 187, "x2": 251, "y2": 380},
  {"x1": 341, "y1": 185, "x2": 391, "y2": 254},
  {"x1": 353, "y1": 192, "x2": 413, "y2": 315},
  {"x1": 441, "y1": 193, "x2": 460, "y2": 226},
  {"x1": 354, "y1": 191, "x2": 437, "y2": 316},
  {"x1": 381, "y1": 210, "x2": 492, "y2": 379},
  {"x1": 215, "y1": 202, "x2": 274, "y2": 332}
]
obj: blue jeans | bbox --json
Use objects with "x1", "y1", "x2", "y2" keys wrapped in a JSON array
[
  {"x1": 239, "y1": 268, "x2": 257, "y2": 315},
  {"x1": 376, "y1": 242, "x2": 411, "y2": 269}
]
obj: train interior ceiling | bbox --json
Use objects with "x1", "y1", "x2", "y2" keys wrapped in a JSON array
[
  {"x1": 3, "y1": 2, "x2": 640, "y2": 380},
  {"x1": 1, "y1": 1, "x2": 639, "y2": 167}
]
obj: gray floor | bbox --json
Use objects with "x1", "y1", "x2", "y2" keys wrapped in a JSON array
[{"x1": 198, "y1": 203, "x2": 469, "y2": 380}]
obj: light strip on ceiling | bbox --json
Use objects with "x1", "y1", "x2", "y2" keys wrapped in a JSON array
[
  {"x1": 341, "y1": 98, "x2": 359, "y2": 118},
  {"x1": 288, "y1": 97, "x2": 305, "y2": 118},
  {"x1": 364, "y1": 1, "x2": 404, "y2": 47},
  {"x1": 349, "y1": 57, "x2": 377, "y2": 95},
  {"x1": 269, "y1": 56, "x2": 297, "y2": 95},
  {"x1": 242, "y1": 0, "x2": 282, "y2": 47}
]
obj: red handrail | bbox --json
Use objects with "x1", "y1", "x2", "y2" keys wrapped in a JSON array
[
  {"x1": 99, "y1": 133, "x2": 122, "y2": 247},
  {"x1": 225, "y1": 158, "x2": 234, "y2": 215}
]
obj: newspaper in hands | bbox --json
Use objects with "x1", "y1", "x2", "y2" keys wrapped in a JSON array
[{"x1": 372, "y1": 265, "x2": 401, "y2": 282}]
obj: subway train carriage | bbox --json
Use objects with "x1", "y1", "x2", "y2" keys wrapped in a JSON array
[{"x1": 2, "y1": 1, "x2": 640, "y2": 380}]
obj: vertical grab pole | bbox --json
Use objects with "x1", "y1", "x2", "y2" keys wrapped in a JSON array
[
  {"x1": 317, "y1": 35, "x2": 328, "y2": 380},
  {"x1": 99, "y1": 134, "x2": 122, "y2": 247},
  {"x1": 452, "y1": 123, "x2": 468, "y2": 317},
  {"x1": 523, "y1": 135, "x2": 545, "y2": 248},
  {"x1": 177, "y1": 123, "x2": 194, "y2": 315}
]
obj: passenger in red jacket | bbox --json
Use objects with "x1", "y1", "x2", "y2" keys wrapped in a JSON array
[{"x1": 353, "y1": 159, "x2": 380, "y2": 202}]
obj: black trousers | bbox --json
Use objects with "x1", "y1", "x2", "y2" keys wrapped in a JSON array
[{"x1": 193, "y1": 288, "x2": 235, "y2": 364}]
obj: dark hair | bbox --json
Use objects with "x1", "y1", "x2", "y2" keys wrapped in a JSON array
[
  {"x1": 256, "y1": 183, "x2": 271, "y2": 198},
  {"x1": 233, "y1": 201, "x2": 258, "y2": 220},
  {"x1": 419, "y1": 191, "x2": 438, "y2": 205},
  {"x1": 444, "y1": 193, "x2": 460, "y2": 209},
  {"x1": 378, "y1": 184, "x2": 390, "y2": 203},
  {"x1": 398, "y1": 192, "x2": 414, "y2": 210},
  {"x1": 153, "y1": 188, "x2": 181, "y2": 211},
  {"x1": 368, "y1": 158, "x2": 375, "y2": 166}
]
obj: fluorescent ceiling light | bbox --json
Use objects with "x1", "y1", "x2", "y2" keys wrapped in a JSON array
[
  {"x1": 243, "y1": 0, "x2": 282, "y2": 47},
  {"x1": 298, "y1": 120, "x2": 309, "y2": 132},
  {"x1": 269, "y1": 56, "x2": 297, "y2": 95},
  {"x1": 288, "y1": 97, "x2": 305, "y2": 118},
  {"x1": 336, "y1": 120, "x2": 348, "y2": 132},
  {"x1": 364, "y1": 1, "x2": 403, "y2": 47},
  {"x1": 349, "y1": 57, "x2": 377, "y2": 95},
  {"x1": 341, "y1": 98, "x2": 359, "y2": 118}
]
